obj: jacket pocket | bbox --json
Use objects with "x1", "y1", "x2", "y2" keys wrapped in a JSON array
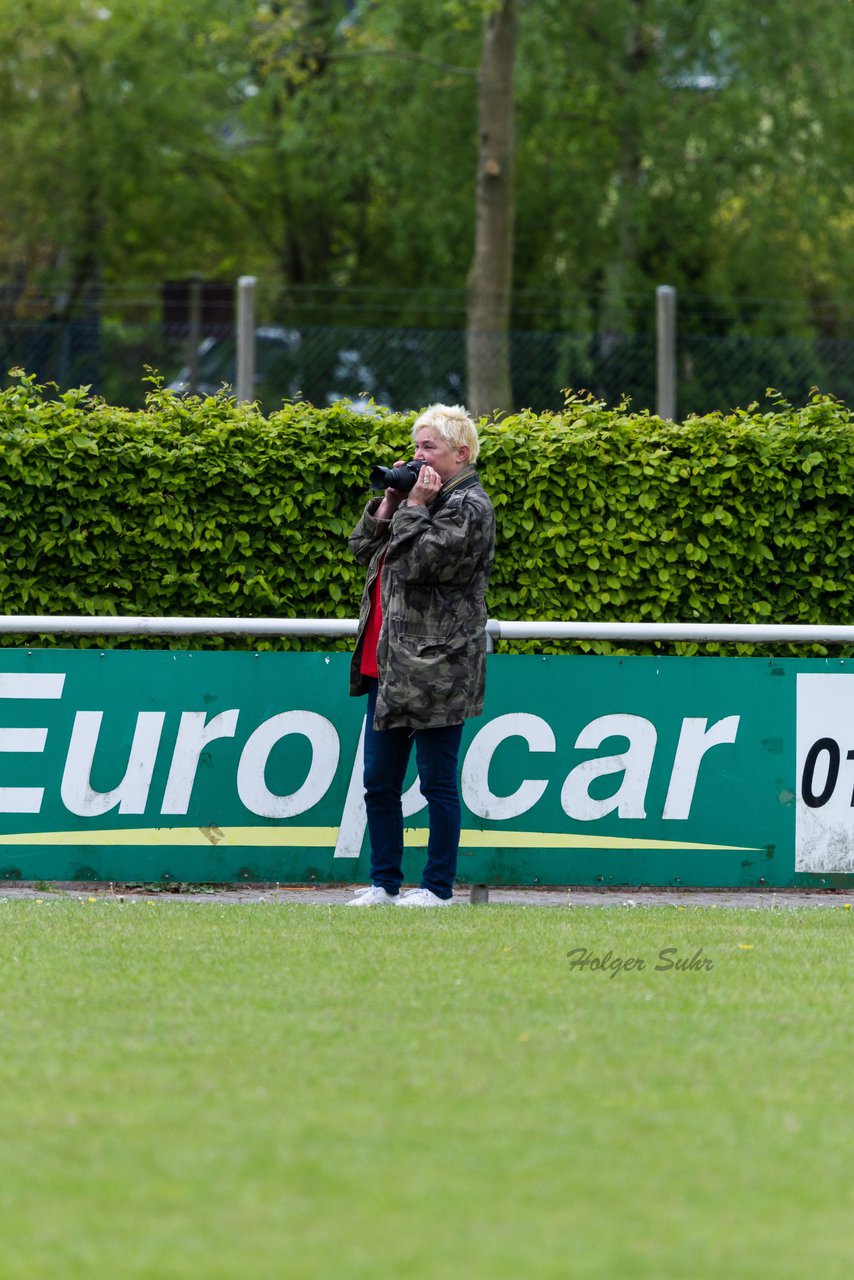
[
  {"x1": 395, "y1": 626, "x2": 449, "y2": 658},
  {"x1": 390, "y1": 614, "x2": 468, "y2": 656}
]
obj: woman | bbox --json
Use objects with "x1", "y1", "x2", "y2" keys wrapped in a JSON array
[{"x1": 348, "y1": 404, "x2": 496, "y2": 906}]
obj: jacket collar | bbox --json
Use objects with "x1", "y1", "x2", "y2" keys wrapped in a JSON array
[
  {"x1": 429, "y1": 463, "x2": 479, "y2": 515},
  {"x1": 438, "y1": 463, "x2": 479, "y2": 498}
]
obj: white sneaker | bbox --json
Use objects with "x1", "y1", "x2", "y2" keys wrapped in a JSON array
[
  {"x1": 347, "y1": 885, "x2": 397, "y2": 906},
  {"x1": 395, "y1": 887, "x2": 453, "y2": 908}
]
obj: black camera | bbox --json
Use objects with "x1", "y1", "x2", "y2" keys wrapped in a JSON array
[{"x1": 369, "y1": 458, "x2": 425, "y2": 491}]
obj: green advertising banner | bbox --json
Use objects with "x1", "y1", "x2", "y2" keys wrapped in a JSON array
[{"x1": 0, "y1": 650, "x2": 851, "y2": 887}]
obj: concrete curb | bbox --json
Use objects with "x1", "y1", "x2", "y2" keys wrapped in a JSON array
[{"x1": 2, "y1": 883, "x2": 853, "y2": 909}]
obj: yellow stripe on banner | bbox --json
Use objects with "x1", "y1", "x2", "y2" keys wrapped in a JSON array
[
  {"x1": 0, "y1": 827, "x2": 340, "y2": 848},
  {"x1": 0, "y1": 826, "x2": 763, "y2": 853},
  {"x1": 457, "y1": 830, "x2": 763, "y2": 852}
]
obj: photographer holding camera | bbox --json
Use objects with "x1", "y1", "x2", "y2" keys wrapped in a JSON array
[{"x1": 347, "y1": 404, "x2": 496, "y2": 907}]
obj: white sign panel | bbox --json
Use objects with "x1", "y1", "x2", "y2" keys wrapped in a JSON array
[{"x1": 796, "y1": 674, "x2": 854, "y2": 872}]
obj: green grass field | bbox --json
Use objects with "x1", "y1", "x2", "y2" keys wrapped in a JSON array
[{"x1": 1, "y1": 899, "x2": 852, "y2": 1279}]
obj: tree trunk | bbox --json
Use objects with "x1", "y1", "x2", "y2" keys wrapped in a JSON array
[
  {"x1": 466, "y1": 0, "x2": 517, "y2": 420},
  {"x1": 599, "y1": 1, "x2": 653, "y2": 347}
]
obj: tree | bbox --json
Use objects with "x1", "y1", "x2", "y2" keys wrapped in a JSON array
[
  {"x1": 465, "y1": 0, "x2": 517, "y2": 418},
  {"x1": 0, "y1": 0, "x2": 251, "y2": 312},
  {"x1": 1, "y1": 0, "x2": 850, "y2": 415},
  {"x1": 512, "y1": 0, "x2": 854, "y2": 338}
]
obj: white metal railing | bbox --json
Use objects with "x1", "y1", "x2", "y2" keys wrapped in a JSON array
[
  {"x1": 1, "y1": 616, "x2": 854, "y2": 644},
  {"x1": 487, "y1": 621, "x2": 854, "y2": 644},
  {"x1": 0, "y1": 616, "x2": 356, "y2": 637}
]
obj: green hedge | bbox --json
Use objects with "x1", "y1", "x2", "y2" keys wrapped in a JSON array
[
  {"x1": 0, "y1": 373, "x2": 851, "y2": 655},
  {"x1": 484, "y1": 390, "x2": 854, "y2": 656}
]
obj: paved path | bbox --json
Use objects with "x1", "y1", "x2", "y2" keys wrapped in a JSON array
[{"x1": 2, "y1": 883, "x2": 853, "y2": 909}]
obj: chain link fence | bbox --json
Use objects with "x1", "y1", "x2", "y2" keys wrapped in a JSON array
[{"x1": 2, "y1": 314, "x2": 852, "y2": 417}]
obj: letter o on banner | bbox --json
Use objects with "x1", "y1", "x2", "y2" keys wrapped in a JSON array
[{"x1": 237, "y1": 712, "x2": 340, "y2": 818}]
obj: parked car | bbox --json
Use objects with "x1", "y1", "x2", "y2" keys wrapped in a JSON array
[
  {"x1": 167, "y1": 326, "x2": 303, "y2": 405},
  {"x1": 168, "y1": 324, "x2": 465, "y2": 414}
]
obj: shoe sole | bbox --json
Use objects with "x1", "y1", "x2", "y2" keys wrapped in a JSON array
[{"x1": 395, "y1": 899, "x2": 453, "y2": 908}]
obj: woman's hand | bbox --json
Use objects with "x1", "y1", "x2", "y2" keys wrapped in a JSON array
[
  {"x1": 406, "y1": 464, "x2": 442, "y2": 507},
  {"x1": 375, "y1": 460, "x2": 409, "y2": 520}
]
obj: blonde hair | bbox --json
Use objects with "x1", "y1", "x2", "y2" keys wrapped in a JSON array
[{"x1": 412, "y1": 403, "x2": 480, "y2": 464}]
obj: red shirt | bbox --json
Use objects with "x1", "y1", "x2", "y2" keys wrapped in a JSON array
[{"x1": 359, "y1": 555, "x2": 385, "y2": 678}]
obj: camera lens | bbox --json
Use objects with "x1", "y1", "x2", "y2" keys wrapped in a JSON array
[{"x1": 369, "y1": 459, "x2": 425, "y2": 491}]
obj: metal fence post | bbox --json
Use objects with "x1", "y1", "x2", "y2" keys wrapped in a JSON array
[
  {"x1": 236, "y1": 276, "x2": 257, "y2": 403},
  {"x1": 656, "y1": 285, "x2": 677, "y2": 421},
  {"x1": 187, "y1": 274, "x2": 204, "y2": 396}
]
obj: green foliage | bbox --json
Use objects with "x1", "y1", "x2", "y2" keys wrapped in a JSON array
[
  {"x1": 0, "y1": 375, "x2": 852, "y2": 656},
  {"x1": 484, "y1": 389, "x2": 854, "y2": 657},
  {"x1": 0, "y1": 0, "x2": 249, "y2": 284},
  {"x1": 0, "y1": 374, "x2": 411, "y2": 649},
  {"x1": 5, "y1": 0, "x2": 851, "y2": 356}
]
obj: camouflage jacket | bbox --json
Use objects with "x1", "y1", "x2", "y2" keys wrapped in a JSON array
[{"x1": 349, "y1": 465, "x2": 496, "y2": 730}]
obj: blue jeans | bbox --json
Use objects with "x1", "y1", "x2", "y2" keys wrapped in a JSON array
[{"x1": 363, "y1": 679, "x2": 463, "y2": 900}]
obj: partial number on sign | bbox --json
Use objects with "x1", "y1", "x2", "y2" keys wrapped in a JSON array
[{"x1": 796, "y1": 674, "x2": 854, "y2": 873}]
